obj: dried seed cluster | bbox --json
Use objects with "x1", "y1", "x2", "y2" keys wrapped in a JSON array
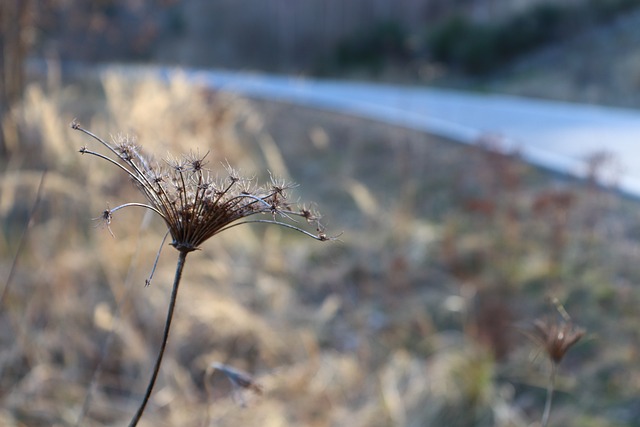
[
  {"x1": 533, "y1": 317, "x2": 585, "y2": 365},
  {"x1": 72, "y1": 121, "x2": 330, "y2": 252}
]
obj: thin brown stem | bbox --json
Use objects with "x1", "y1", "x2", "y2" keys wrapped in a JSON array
[
  {"x1": 128, "y1": 249, "x2": 188, "y2": 427},
  {"x1": 541, "y1": 362, "x2": 557, "y2": 427}
]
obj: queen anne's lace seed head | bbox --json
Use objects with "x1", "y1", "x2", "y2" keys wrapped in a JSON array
[
  {"x1": 532, "y1": 317, "x2": 585, "y2": 365},
  {"x1": 72, "y1": 121, "x2": 333, "y2": 253}
]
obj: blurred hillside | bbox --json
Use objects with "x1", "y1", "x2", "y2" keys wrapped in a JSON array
[
  {"x1": 15, "y1": 0, "x2": 640, "y2": 74},
  {"x1": 485, "y1": 7, "x2": 640, "y2": 107}
]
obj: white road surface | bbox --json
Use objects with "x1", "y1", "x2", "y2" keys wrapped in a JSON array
[{"x1": 129, "y1": 66, "x2": 640, "y2": 196}]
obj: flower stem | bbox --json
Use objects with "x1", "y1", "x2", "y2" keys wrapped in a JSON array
[
  {"x1": 541, "y1": 362, "x2": 557, "y2": 427},
  {"x1": 129, "y1": 249, "x2": 188, "y2": 427}
]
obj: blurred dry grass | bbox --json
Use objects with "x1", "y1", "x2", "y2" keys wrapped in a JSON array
[{"x1": 2, "y1": 70, "x2": 640, "y2": 427}]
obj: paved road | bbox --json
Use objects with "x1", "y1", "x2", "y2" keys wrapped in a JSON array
[{"x1": 127, "y1": 66, "x2": 640, "y2": 196}]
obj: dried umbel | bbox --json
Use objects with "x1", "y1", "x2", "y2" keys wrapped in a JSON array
[
  {"x1": 72, "y1": 121, "x2": 332, "y2": 426},
  {"x1": 533, "y1": 317, "x2": 585, "y2": 365},
  {"x1": 73, "y1": 122, "x2": 329, "y2": 252},
  {"x1": 529, "y1": 306, "x2": 585, "y2": 427}
]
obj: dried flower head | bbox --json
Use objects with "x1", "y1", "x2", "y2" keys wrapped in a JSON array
[
  {"x1": 72, "y1": 121, "x2": 332, "y2": 253},
  {"x1": 532, "y1": 317, "x2": 585, "y2": 365}
]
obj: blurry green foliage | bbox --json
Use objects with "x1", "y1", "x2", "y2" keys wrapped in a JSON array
[
  {"x1": 334, "y1": 21, "x2": 410, "y2": 72},
  {"x1": 330, "y1": 0, "x2": 640, "y2": 76},
  {"x1": 425, "y1": 0, "x2": 640, "y2": 75}
]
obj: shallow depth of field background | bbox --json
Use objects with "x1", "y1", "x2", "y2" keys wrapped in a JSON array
[{"x1": 3, "y1": 1, "x2": 640, "y2": 426}]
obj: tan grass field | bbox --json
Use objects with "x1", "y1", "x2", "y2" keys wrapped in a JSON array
[{"x1": 1, "y1": 71, "x2": 640, "y2": 426}]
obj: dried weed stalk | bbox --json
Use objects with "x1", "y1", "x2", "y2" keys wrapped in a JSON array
[
  {"x1": 72, "y1": 121, "x2": 332, "y2": 426},
  {"x1": 529, "y1": 300, "x2": 585, "y2": 427}
]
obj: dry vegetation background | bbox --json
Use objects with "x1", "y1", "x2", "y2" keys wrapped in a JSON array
[
  {"x1": 2, "y1": 69, "x2": 640, "y2": 426},
  {"x1": 5, "y1": 0, "x2": 640, "y2": 426}
]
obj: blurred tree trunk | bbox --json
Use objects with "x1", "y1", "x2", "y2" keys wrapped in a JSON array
[{"x1": 0, "y1": 0, "x2": 32, "y2": 157}]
